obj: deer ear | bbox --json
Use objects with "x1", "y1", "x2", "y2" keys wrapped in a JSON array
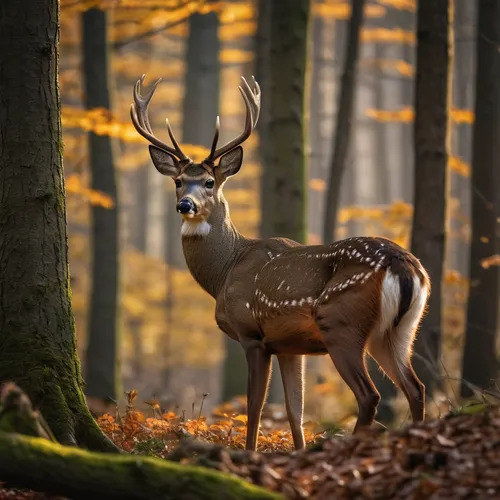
[
  {"x1": 217, "y1": 146, "x2": 243, "y2": 180},
  {"x1": 149, "y1": 145, "x2": 179, "y2": 177}
]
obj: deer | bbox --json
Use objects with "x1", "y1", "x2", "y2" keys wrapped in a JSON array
[{"x1": 130, "y1": 74, "x2": 430, "y2": 452}]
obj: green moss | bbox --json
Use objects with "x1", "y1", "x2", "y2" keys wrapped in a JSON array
[{"x1": 0, "y1": 432, "x2": 280, "y2": 500}]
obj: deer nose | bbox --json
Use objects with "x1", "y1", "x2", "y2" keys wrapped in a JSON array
[{"x1": 176, "y1": 197, "x2": 197, "y2": 215}]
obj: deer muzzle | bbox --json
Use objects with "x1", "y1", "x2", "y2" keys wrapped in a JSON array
[{"x1": 176, "y1": 197, "x2": 197, "y2": 215}]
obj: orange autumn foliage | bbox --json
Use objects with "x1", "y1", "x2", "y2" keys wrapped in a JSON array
[
  {"x1": 65, "y1": 174, "x2": 114, "y2": 208},
  {"x1": 97, "y1": 390, "x2": 318, "y2": 455}
]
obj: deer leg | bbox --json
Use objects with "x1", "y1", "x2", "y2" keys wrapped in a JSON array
[
  {"x1": 277, "y1": 354, "x2": 305, "y2": 450},
  {"x1": 317, "y1": 310, "x2": 380, "y2": 432},
  {"x1": 367, "y1": 328, "x2": 425, "y2": 423},
  {"x1": 327, "y1": 342, "x2": 380, "y2": 433},
  {"x1": 243, "y1": 341, "x2": 272, "y2": 451}
]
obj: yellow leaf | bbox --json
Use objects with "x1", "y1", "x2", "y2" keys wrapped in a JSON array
[
  {"x1": 309, "y1": 178, "x2": 326, "y2": 192},
  {"x1": 481, "y1": 255, "x2": 500, "y2": 269}
]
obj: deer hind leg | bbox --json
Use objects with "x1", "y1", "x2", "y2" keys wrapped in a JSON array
[
  {"x1": 243, "y1": 340, "x2": 272, "y2": 451},
  {"x1": 316, "y1": 303, "x2": 380, "y2": 433},
  {"x1": 277, "y1": 354, "x2": 305, "y2": 450},
  {"x1": 367, "y1": 284, "x2": 427, "y2": 422}
]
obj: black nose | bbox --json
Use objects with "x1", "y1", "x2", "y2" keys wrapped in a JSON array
[{"x1": 176, "y1": 198, "x2": 197, "y2": 214}]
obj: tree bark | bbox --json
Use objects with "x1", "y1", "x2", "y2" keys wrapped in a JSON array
[
  {"x1": 322, "y1": 0, "x2": 365, "y2": 244},
  {"x1": 0, "y1": 0, "x2": 118, "y2": 452},
  {"x1": 410, "y1": 0, "x2": 453, "y2": 398},
  {"x1": 82, "y1": 8, "x2": 121, "y2": 406},
  {"x1": 256, "y1": 0, "x2": 310, "y2": 403},
  {"x1": 263, "y1": 0, "x2": 310, "y2": 243},
  {"x1": 460, "y1": 0, "x2": 500, "y2": 398},
  {"x1": 0, "y1": 432, "x2": 278, "y2": 500},
  {"x1": 256, "y1": 0, "x2": 273, "y2": 241}
]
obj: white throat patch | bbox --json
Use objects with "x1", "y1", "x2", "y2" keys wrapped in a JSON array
[{"x1": 181, "y1": 220, "x2": 212, "y2": 237}]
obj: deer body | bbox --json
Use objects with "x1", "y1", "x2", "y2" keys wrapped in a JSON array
[{"x1": 131, "y1": 75, "x2": 430, "y2": 452}]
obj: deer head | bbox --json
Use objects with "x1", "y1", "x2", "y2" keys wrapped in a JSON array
[{"x1": 130, "y1": 75, "x2": 260, "y2": 235}]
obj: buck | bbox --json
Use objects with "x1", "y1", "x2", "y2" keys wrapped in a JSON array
[{"x1": 130, "y1": 74, "x2": 430, "y2": 451}]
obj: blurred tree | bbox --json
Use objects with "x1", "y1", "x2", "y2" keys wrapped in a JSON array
[
  {"x1": 82, "y1": 8, "x2": 121, "y2": 411},
  {"x1": 254, "y1": 0, "x2": 283, "y2": 403},
  {"x1": 410, "y1": 0, "x2": 453, "y2": 398},
  {"x1": 323, "y1": 0, "x2": 366, "y2": 244},
  {"x1": 0, "y1": 0, "x2": 117, "y2": 451},
  {"x1": 365, "y1": 11, "x2": 397, "y2": 425},
  {"x1": 257, "y1": 0, "x2": 310, "y2": 404},
  {"x1": 460, "y1": 0, "x2": 500, "y2": 398},
  {"x1": 450, "y1": 0, "x2": 475, "y2": 277},
  {"x1": 256, "y1": 0, "x2": 272, "y2": 238},
  {"x1": 167, "y1": 10, "x2": 223, "y2": 407}
]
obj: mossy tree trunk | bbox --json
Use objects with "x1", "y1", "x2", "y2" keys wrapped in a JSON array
[
  {"x1": 460, "y1": 0, "x2": 500, "y2": 398},
  {"x1": 0, "y1": 0, "x2": 118, "y2": 451},
  {"x1": 0, "y1": 432, "x2": 279, "y2": 500},
  {"x1": 82, "y1": 8, "x2": 121, "y2": 408},
  {"x1": 410, "y1": 0, "x2": 453, "y2": 398}
]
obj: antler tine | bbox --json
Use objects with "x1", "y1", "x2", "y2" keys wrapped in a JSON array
[
  {"x1": 205, "y1": 76, "x2": 261, "y2": 162},
  {"x1": 209, "y1": 116, "x2": 220, "y2": 160},
  {"x1": 240, "y1": 76, "x2": 261, "y2": 127},
  {"x1": 165, "y1": 119, "x2": 185, "y2": 158},
  {"x1": 130, "y1": 75, "x2": 188, "y2": 161},
  {"x1": 133, "y1": 74, "x2": 157, "y2": 134}
]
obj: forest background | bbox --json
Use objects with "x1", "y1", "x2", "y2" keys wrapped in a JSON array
[{"x1": 60, "y1": 0, "x2": 498, "y2": 432}]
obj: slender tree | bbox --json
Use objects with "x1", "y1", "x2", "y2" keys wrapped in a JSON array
[
  {"x1": 366, "y1": 28, "x2": 397, "y2": 425},
  {"x1": 166, "y1": 11, "x2": 223, "y2": 407},
  {"x1": 460, "y1": 0, "x2": 500, "y2": 398},
  {"x1": 82, "y1": 8, "x2": 121, "y2": 410},
  {"x1": 263, "y1": 0, "x2": 310, "y2": 242},
  {"x1": 257, "y1": 0, "x2": 310, "y2": 403},
  {"x1": 322, "y1": 0, "x2": 366, "y2": 244},
  {"x1": 0, "y1": 0, "x2": 117, "y2": 450},
  {"x1": 410, "y1": 0, "x2": 454, "y2": 397},
  {"x1": 452, "y1": 0, "x2": 475, "y2": 277}
]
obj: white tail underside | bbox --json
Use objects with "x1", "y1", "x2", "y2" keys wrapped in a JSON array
[{"x1": 372, "y1": 269, "x2": 428, "y2": 375}]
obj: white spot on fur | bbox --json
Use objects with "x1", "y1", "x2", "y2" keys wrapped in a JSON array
[{"x1": 181, "y1": 220, "x2": 212, "y2": 237}]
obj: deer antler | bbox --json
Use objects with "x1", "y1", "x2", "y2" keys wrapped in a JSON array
[
  {"x1": 130, "y1": 75, "x2": 189, "y2": 162},
  {"x1": 205, "y1": 76, "x2": 261, "y2": 163}
]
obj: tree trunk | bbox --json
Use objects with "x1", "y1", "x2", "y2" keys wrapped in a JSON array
[
  {"x1": 322, "y1": 0, "x2": 366, "y2": 244},
  {"x1": 452, "y1": 0, "x2": 475, "y2": 279},
  {"x1": 256, "y1": 0, "x2": 310, "y2": 403},
  {"x1": 166, "y1": 11, "x2": 223, "y2": 409},
  {"x1": 0, "y1": 0, "x2": 118, "y2": 452},
  {"x1": 0, "y1": 432, "x2": 277, "y2": 500},
  {"x1": 366, "y1": 36, "x2": 397, "y2": 425},
  {"x1": 82, "y1": 8, "x2": 121, "y2": 407},
  {"x1": 460, "y1": 0, "x2": 500, "y2": 398},
  {"x1": 263, "y1": 0, "x2": 310, "y2": 243},
  {"x1": 410, "y1": 0, "x2": 453, "y2": 398}
]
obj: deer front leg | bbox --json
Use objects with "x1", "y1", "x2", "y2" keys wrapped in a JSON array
[
  {"x1": 243, "y1": 341, "x2": 272, "y2": 451},
  {"x1": 277, "y1": 354, "x2": 305, "y2": 450}
]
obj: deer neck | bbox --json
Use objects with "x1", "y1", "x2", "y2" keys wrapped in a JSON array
[{"x1": 181, "y1": 196, "x2": 246, "y2": 298}]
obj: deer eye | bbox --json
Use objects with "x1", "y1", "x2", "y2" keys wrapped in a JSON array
[
  {"x1": 174, "y1": 179, "x2": 182, "y2": 188},
  {"x1": 205, "y1": 179, "x2": 215, "y2": 189}
]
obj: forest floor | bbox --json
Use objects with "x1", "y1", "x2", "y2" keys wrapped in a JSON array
[{"x1": 1, "y1": 395, "x2": 500, "y2": 499}]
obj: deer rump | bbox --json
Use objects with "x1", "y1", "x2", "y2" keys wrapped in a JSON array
[{"x1": 247, "y1": 237, "x2": 429, "y2": 362}]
